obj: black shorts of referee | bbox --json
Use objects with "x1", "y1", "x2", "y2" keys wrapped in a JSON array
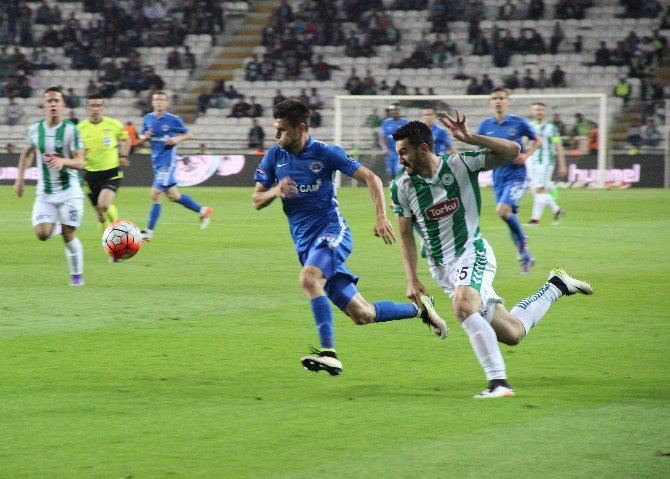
[{"x1": 84, "y1": 167, "x2": 123, "y2": 206}]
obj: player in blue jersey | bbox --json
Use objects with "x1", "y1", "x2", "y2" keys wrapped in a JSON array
[
  {"x1": 378, "y1": 104, "x2": 409, "y2": 182},
  {"x1": 252, "y1": 99, "x2": 447, "y2": 376},
  {"x1": 422, "y1": 106, "x2": 458, "y2": 157},
  {"x1": 138, "y1": 91, "x2": 212, "y2": 242},
  {"x1": 476, "y1": 87, "x2": 541, "y2": 273}
]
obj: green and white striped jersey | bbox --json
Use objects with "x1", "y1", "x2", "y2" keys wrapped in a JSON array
[
  {"x1": 528, "y1": 121, "x2": 560, "y2": 166},
  {"x1": 390, "y1": 150, "x2": 487, "y2": 266},
  {"x1": 25, "y1": 119, "x2": 84, "y2": 198}
]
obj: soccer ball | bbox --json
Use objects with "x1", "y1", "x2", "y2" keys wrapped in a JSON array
[{"x1": 102, "y1": 220, "x2": 142, "y2": 260}]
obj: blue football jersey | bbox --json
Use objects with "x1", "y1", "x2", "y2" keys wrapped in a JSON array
[
  {"x1": 476, "y1": 114, "x2": 536, "y2": 182},
  {"x1": 430, "y1": 123, "x2": 453, "y2": 156},
  {"x1": 142, "y1": 112, "x2": 189, "y2": 169},
  {"x1": 254, "y1": 137, "x2": 362, "y2": 253},
  {"x1": 379, "y1": 117, "x2": 409, "y2": 159}
]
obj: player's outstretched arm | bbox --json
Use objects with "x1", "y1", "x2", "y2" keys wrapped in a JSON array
[
  {"x1": 352, "y1": 165, "x2": 396, "y2": 244},
  {"x1": 14, "y1": 146, "x2": 35, "y2": 197},
  {"x1": 165, "y1": 132, "x2": 194, "y2": 146},
  {"x1": 439, "y1": 109, "x2": 519, "y2": 168},
  {"x1": 397, "y1": 216, "x2": 430, "y2": 306}
]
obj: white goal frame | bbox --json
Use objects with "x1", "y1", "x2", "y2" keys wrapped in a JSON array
[{"x1": 334, "y1": 94, "x2": 608, "y2": 188}]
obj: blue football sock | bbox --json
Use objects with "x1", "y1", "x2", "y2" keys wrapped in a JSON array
[
  {"x1": 372, "y1": 301, "x2": 419, "y2": 322},
  {"x1": 310, "y1": 296, "x2": 334, "y2": 349},
  {"x1": 147, "y1": 203, "x2": 162, "y2": 230},
  {"x1": 176, "y1": 194, "x2": 202, "y2": 213},
  {"x1": 504, "y1": 214, "x2": 525, "y2": 251}
]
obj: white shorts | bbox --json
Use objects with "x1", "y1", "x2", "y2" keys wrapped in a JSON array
[
  {"x1": 527, "y1": 162, "x2": 555, "y2": 190},
  {"x1": 32, "y1": 195, "x2": 84, "y2": 228},
  {"x1": 429, "y1": 238, "x2": 503, "y2": 323}
]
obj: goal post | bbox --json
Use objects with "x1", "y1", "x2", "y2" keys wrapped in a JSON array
[{"x1": 334, "y1": 94, "x2": 608, "y2": 188}]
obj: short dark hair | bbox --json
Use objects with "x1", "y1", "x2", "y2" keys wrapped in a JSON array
[
  {"x1": 273, "y1": 98, "x2": 310, "y2": 128},
  {"x1": 392, "y1": 121, "x2": 434, "y2": 152},
  {"x1": 44, "y1": 86, "x2": 62, "y2": 95},
  {"x1": 88, "y1": 93, "x2": 104, "y2": 101},
  {"x1": 490, "y1": 86, "x2": 508, "y2": 96}
]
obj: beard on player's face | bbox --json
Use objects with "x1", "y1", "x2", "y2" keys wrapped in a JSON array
[{"x1": 397, "y1": 142, "x2": 420, "y2": 174}]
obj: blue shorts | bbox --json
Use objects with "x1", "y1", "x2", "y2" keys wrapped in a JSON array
[
  {"x1": 385, "y1": 154, "x2": 401, "y2": 178},
  {"x1": 298, "y1": 226, "x2": 360, "y2": 311},
  {"x1": 153, "y1": 166, "x2": 178, "y2": 191},
  {"x1": 492, "y1": 177, "x2": 528, "y2": 214}
]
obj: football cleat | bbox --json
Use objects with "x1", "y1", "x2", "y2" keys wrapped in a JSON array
[
  {"x1": 552, "y1": 209, "x2": 565, "y2": 226},
  {"x1": 548, "y1": 268, "x2": 593, "y2": 295},
  {"x1": 419, "y1": 295, "x2": 448, "y2": 339},
  {"x1": 200, "y1": 206, "x2": 213, "y2": 230},
  {"x1": 525, "y1": 219, "x2": 539, "y2": 226},
  {"x1": 140, "y1": 229, "x2": 153, "y2": 242},
  {"x1": 521, "y1": 254, "x2": 536, "y2": 274},
  {"x1": 69, "y1": 274, "x2": 84, "y2": 287},
  {"x1": 300, "y1": 348, "x2": 343, "y2": 376},
  {"x1": 473, "y1": 385, "x2": 515, "y2": 399}
]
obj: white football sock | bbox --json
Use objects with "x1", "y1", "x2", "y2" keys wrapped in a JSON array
[
  {"x1": 462, "y1": 313, "x2": 506, "y2": 381},
  {"x1": 511, "y1": 283, "x2": 562, "y2": 334},
  {"x1": 531, "y1": 194, "x2": 544, "y2": 220},
  {"x1": 65, "y1": 237, "x2": 84, "y2": 275},
  {"x1": 540, "y1": 193, "x2": 560, "y2": 215}
]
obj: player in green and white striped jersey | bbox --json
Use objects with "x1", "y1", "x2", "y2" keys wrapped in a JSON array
[
  {"x1": 13, "y1": 87, "x2": 86, "y2": 286},
  {"x1": 390, "y1": 114, "x2": 593, "y2": 399},
  {"x1": 526, "y1": 103, "x2": 567, "y2": 225}
]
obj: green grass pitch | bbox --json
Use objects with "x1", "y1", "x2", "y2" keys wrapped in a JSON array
[{"x1": 1, "y1": 185, "x2": 669, "y2": 478}]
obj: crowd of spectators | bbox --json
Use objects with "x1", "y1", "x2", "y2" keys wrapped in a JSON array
[
  {"x1": 249, "y1": 0, "x2": 624, "y2": 90},
  {"x1": 0, "y1": 0, "x2": 219, "y2": 101}
]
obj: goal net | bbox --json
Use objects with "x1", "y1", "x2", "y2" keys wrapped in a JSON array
[{"x1": 334, "y1": 94, "x2": 608, "y2": 187}]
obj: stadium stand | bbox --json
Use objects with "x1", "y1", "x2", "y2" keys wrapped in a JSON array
[{"x1": 0, "y1": 0, "x2": 667, "y2": 152}]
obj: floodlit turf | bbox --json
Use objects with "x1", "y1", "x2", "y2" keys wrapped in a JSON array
[{"x1": 1, "y1": 185, "x2": 669, "y2": 478}]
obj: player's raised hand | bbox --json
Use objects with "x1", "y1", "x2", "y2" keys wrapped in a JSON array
[
  {"x1": 373, "y1": 217, "x2": 397, "y2": 244},
  {"x1": 438, "y1": 109, "x2": 472, "y2": 143},
  {"x1": 277, "y1": 176, "x2": 298, "y2": 198}
]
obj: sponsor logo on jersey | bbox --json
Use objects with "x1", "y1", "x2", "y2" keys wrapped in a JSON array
[
  {"x1": 425, "y1": 197, "x2": 460, "y2": 220},
  {"x1": 299, "y1": 178, "x2": 321, "y2": 193},
  {"x1": 441, "y1": 173, "x2": 454, "y2": 186},
  {"x1": 162, "y1": 125, "x2": 170, "y2": 132},
  {"x1": 508, "y1": 128, "x2": 517, "y2": 136},
  {"x1": 309, "y1": 161, "x2": 324, "y2": 173}
]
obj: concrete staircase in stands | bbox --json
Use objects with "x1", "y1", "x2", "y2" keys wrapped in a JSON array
[{"x1": 173, "y1": 0, "x2": 279, "y2": 123}]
